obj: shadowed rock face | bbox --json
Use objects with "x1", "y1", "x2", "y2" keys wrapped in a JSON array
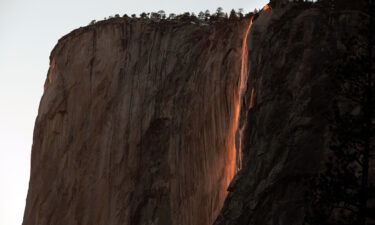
[
  {"x1": 22, "y1": 18, "x2": 251, "y2": 225},
  {"x1": 214, "y1": 4, "x2": 370, "y2": 225},
  {"x1": 214, "y1": 8, "x2": 332, "y2": 225}
]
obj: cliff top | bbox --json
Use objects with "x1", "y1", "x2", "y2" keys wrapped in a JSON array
[{"x1": 50, "y1": 12, "x2": 254, "y2": 62}]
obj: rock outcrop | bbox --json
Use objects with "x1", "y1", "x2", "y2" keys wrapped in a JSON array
[
  {"x1": 214, "y1": 3, "x2": 371, "y2": 225},
  {"x1": 22, "y1": 18, "x2": 251, "y2": 225}
]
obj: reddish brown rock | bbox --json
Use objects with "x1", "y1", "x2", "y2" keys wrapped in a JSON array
[{"x1": 22, "y1": 18, "x2": 251, "y2": 225}]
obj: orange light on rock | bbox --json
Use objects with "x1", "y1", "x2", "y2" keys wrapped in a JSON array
[
  {"x1": 262, "y1": 4, "x2": 272, "y2": 11},
  {"x1": 225, "y1": 19, "x2": 253, "y2": 190}
]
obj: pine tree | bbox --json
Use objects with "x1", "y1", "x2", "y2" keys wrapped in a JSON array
[
  {"x1": 216, "y1": 7, "x2": 224, "y2": 17},
  {"x1": 204, "y1": 10, "x2": 210, "y2": 21},
  {"x1": 198, "y1": 11, "x2": 205, "y2": 20},
  {"x1": 229, "y1": 9, "x2": 237, "y2": 20}
]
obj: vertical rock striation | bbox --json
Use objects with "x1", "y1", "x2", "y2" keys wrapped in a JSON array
[
  {"x1": 22, "y1": 18, "x2": 251, "y2": 225},
  {"x1": 23, "y1": 2, "x2": 369, "y2": 225}
]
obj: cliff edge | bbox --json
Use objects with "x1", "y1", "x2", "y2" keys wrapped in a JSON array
[{"x1": 23, "y1": 18, "x2": 251, "y2": 225}]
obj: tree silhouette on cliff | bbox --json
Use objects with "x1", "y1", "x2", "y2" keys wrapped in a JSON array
[{"x1": 93, "y1": 7, "x2": 254, "y2": 26}]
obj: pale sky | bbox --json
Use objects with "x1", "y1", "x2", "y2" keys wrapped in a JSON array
[{"x1": 0, "y1": 0, "x2": 268, "y2": 224}]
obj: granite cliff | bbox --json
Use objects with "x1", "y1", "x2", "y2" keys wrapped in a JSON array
[
  {"x1": 215, "y1": 2, "x2": 373, "y2": 225},
  {"x1": 23, "y1": 1, "x2": 372, "y2": 225},
  {"x1": 23, "y1": 17, "x2": 251, "y2": 225}
]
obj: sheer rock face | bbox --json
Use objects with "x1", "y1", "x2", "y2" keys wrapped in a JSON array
[
  {"x1": 22, "y1": 4, "x2": 368, "y2": 225},
  {"x1": 214, "y1": 5, "x2": 368, "y2": 225},
  {"x1": 23, "y1": 19, "x2": 251, "y2": 225}
]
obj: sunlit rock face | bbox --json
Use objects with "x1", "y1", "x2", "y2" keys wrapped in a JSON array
[
  {"x1": 22, "y1": 18, "x2": 250, "y2": 225},
  {"x1": 214, "y1": 4, "x2": 368, "y2": 225}
]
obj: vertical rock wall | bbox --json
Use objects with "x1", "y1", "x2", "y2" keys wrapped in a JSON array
[
  {"x1": 22, "y1": 3, "x2": 367, "y2": 225},
  {"x1": 215, "y1": 4, "x2": 370, "y2": 225},
  {"x1": 22, "y1": 18, "x2": 251, "y2": 225}
]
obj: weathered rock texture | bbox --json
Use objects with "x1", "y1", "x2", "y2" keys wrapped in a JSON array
[
  {"x1": 23, "y1": 2, "x2": 372, "y2": 225},
  {"x1": 214, "y1": 4, "x2": 370, "y2": 225},
  {"x1": 23, "y1": 18, "x2": 251, "y2": 225}
]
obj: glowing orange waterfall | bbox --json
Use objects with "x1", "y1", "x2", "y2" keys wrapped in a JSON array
[
  {"x1": 237, "y1": 19, "x2": 253, "y2": 171},
  {"x1": 224, "y1": 18, "x2": 253, "y2": 190}
]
